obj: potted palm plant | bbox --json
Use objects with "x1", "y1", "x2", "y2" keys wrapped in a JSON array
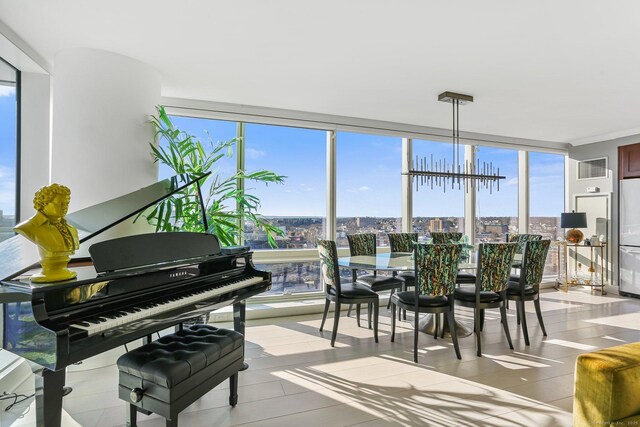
[{"x1": 140, "y1": 106, "x2": 286, "y2": 247}]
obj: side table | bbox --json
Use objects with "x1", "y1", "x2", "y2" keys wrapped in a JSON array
[{"x1": 555, "y1": 241, "x2": 606, "y2": 294}]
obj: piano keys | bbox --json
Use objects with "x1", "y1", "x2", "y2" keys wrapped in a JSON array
[{"x1": 0, "y1": 175, "x2": 271, "y2": 427}]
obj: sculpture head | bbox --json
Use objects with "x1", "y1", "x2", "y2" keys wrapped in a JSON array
[{"x1": 33, "y1": 184, "x2": 71, "y2": 221}]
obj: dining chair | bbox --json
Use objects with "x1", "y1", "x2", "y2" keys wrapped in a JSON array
[
  {"x1": 507, "y1": 239, "x2": 550, "y2": 346},
  {"x1": 387, "y1": 232, "x2": 418, "y2": 318},
  {"x1": 454, "y1": 242, "x2": 517, "y2": 357},
  {"x1": 390, "y1": 243, "x2": 462, "y2": 362},
  {"x1": 507, "y1": 233, "x2": 542, "y2": 269},
  {"x1": 317, "y1": 239, "x2": 379, "y2": 347},
  {"x1": 346, "y1": 233, "x2": 403, "y2": 327},
  {"x1": 430, "y1": 232, "x2": 463, "y2": 244}
]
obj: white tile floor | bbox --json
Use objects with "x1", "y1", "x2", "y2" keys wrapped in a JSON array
[{"x1": 7, "y1": 287, "x2": 640, "y2": 426}]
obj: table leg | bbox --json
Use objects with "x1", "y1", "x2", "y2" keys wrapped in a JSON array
[{"x1": 418, "y1": 313, "x2": 472, "y2": 338}]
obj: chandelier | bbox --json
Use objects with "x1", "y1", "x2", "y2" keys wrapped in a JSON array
[{"x1": 406, "y1": 91, "x2": 505, "y2": 193}]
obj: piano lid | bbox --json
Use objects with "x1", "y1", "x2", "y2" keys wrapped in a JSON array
[{"x1": 0, "y1": 173, "x2": 209, "y2": 281}]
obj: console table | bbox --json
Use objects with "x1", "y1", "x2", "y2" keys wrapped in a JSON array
[{"x1": 555, "y1": 241, "x2": 606, "y2": 294}]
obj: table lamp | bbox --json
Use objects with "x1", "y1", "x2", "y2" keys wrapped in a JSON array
[{"x1": 561, "y1": 211, "x2": 587, "y2": 244}]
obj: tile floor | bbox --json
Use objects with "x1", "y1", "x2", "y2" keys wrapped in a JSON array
[{"x1": 7, "y1": 287, "x2": 640, "y2": 426}]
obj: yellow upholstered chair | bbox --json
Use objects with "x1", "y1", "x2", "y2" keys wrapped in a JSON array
[{"x1": 574, "y1": 342, "x2": 640, "y2": 427}]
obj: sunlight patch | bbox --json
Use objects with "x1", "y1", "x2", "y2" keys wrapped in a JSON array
[
  {"x1": 586, "y1": 312, "x2": 640, "y2": 330},
  {"x1": 544, "y1": 339, "x2": 597, "y2": 350}
]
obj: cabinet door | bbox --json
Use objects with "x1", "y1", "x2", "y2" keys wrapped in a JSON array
[{"x1": 619, "y1": 143, "x2": 640, "y2": 179}]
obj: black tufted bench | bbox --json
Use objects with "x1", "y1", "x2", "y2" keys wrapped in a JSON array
[{"x1": 117, "y1": 325, "x2": 244, "y2": 427}]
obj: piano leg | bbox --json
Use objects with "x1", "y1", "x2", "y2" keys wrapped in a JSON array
[
  {"x1": 35, "y1": 368, "x2": 65, "y2": 427},
  {"x1": 233, "y1": 301, "x2": 248, "y2": 371}
]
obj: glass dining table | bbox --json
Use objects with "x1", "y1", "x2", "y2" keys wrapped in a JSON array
[{"x1": 337, "y1": 252, "x2": 477, "y2": 337}]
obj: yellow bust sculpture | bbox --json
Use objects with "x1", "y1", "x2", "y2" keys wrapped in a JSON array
[{"x1": 14, "y1": 184, "x2": 80, "y2": 283}]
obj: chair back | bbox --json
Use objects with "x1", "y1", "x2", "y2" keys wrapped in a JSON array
[
  {"x1": 317, "y1": 239, "x2": 341, "y2": 295},
  {"x1": 347, "y1": 233, "x2": 376, "y2": 256},
  {"x1": 476, "y1": 243, "x2": 517, "y2": 292},
  {"x1": 388, "y1": 232, "x2": 418, "y2": 253},
  {"x1": 431, "y1": 232, "x2": 463, "y2": 244},
  {"x1": 521, "y1": 239, "x2": 551, "y2": 288},
  {"x1": 415, "y1": 243, "x2": 460, "y2": 297},
  {"x1": 508, "y1": 233, "x2": 542, "y2": 255}
]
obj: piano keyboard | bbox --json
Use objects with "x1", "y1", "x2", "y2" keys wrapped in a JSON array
[{"x1": 70, "y1": 275, "x2": 263, "y2": 336}]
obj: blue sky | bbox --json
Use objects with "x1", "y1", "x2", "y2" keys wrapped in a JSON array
[
  {"x1": 161, "y1": 116, "x2": 565, "y2": 217},
  {"x1": 0, "y1": 86, "x2": 17, "y2": 217}
]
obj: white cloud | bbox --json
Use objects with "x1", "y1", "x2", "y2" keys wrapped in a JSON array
[
  {"x1": 245, "y1": 148, "x2": 266, "y2": 160},
  {"x1": 504, "y1": 177, "x2": 518, "y2": 186},
  {"x1": 0, "y1": 86, "x2": 15, "y2": 97},
  {"x1": 358, "y1": 186, "x2": 372, "y2": 192}
]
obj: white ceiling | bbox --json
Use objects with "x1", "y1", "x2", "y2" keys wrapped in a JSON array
[{"x1": 1, "y1": 0, "x2": 640, "y2": 147}]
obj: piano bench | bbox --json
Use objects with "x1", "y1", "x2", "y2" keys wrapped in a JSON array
[{"x1": 116, "y1": 324, "x2": 244, "y2": 427}]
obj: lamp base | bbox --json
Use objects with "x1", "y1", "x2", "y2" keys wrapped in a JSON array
[{"x1": 566, "y1": 228, "x2": 584, "y2": 244}]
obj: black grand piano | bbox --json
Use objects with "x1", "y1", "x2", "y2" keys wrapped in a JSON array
[{"x1": 0, "y1": 175, "x2": 271, "y2": 427}]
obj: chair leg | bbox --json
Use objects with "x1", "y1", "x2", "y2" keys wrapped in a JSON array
[
  {"x1": 474, "y1": 308, "x2": 482, "y2": 357},
  {"x1": 331, "y1": 302, "x2": 341, "y2": 347},
  {"x1": 319, "y1": 298, "x2": 330, "y2": 331},
  {"x1": 447, "y1": 309, "x2": 461, "y2": 360},
  {"x1": 347, "y1": 304, "x2": 353, "y2": 317},
  {"x1": 391, "y1": 301, "x2": 396, "y2": 342},
  {"x1": 356, "y1": 304, "x2": 361, "y2": 328},
  {"x1": 128, "y1": 404, "x2": 137, "y2": 427},
  {"x1": 516, "y1": 302, "x2": 521, "y2": 325},
  {"x1": 534, "y1": 298, "x2": 548, "y2": 336},
  {"x1": 506, "y1": 299, "x2": 510, "y2": 310},
  {"x1": 434, "y1": 314, "x2": 439, "y2": 339},
  {"x1": 500, "y1": 303, "x2": 514, "y2": 350},
  {"x1": 441, "y1": 314, "x2": 446, "y2": 339},
  {"x1": 373, "y1": 299, "x2": 379, "y2": 343},
  {"x1": 368, "y1": 303, "x2": 373, "y2": 329},
  {"x1": 480, "y1": 309, "x2": 485, "y2": 332},
  {"x1": 519, "y1": 301, "x2": 530, "y2": 346},
  {"x1": 414, "y1": 310, "x2": 420, "y2": 363},
  {"x1": 229, "y1": 372, "x2": 239, "y2": 406},
  {"x1": 387, "y1": 288, "x2": 395, "y2": 309}
]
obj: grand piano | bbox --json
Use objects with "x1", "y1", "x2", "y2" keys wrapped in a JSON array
[{"x1": 0, "y1": 175, "x2": 271, "y2": 427}]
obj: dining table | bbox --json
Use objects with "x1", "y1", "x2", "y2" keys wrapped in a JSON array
[{"x1": 337, "y1": 252, "x2": 478, "y2": 338}]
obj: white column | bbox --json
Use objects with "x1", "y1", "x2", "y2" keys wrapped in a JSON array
[
  {"x1": 19, "y1": 72, "x2": 51, "y2": 221},
  {"x1": 326, "y1": 130, "x2": 336, "y2": 240},
  {"x1": 518, "y1": 150, "x2": 529, "y2": 233},
  {"x1": 464, "y1": 145, "x2": 476, "y2": 243},
  {"x1": 50, "y1": 48, "x2": 161, "y2": 212},
  {"x1": 402, "y1": 138, "x2": 412, "y2": 232}
]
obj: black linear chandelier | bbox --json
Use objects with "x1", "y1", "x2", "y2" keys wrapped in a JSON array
[{"x1": 406, "y1": 91, "x2": 505, "y2": 193}]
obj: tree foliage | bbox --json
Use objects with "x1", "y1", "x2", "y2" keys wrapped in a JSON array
[{"x1": 141, "y1": 106, "x2": 286, "y2": 247}]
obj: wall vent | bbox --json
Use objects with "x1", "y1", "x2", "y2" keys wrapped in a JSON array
[{"x1": 577, "y1": 157, "x2": 608, "y2": 180}]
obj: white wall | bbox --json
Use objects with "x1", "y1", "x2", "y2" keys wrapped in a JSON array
[
  {"x1": 569, "y1": 135, "x2": 640, "y2": 288},
  {"x1": 19, "y1": 72, "x2": 50, "y2": 221},
  {"x1": 50, "y1": 48, "x2": 161, "y2": 212}
]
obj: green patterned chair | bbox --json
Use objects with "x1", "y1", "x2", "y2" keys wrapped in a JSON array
[
  {"x1": 390, "y1": 243, "x2": 462, "y2": 363},
  {"x1": 454, "y1": 242, "x2": 517, "y2": 357},
  {"x1": 430, "y1": 232, "x2": 463, "y2": 244},
  {"x1": 507, "y1": 233, "x2": 542, "y2": 269},
  {"x1": 507, "y1": 239, "x2": 550, "y2": 346},
  {"x1": 346, "y1": 234, "x2": 403, "y2": 327},
  {"x1": 387, "y1": 233, "x2": 418, "y2": 317},
  {"x1": 317, "y1": 239, "x2": 379, "y2": 347}
]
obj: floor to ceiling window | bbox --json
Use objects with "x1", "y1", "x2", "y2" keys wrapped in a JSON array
[
  {"x1": 411, "y1": 140, "x2": 465, "y2": 238},
  {"x1": 244, "y1": 123, "x2": 326, "y2": 296},
  {"x1": 475, "y1": 146, "x2": 518, "y2": 243},
  {"x1": 157, "y1": 106, "x2": 569, "y2": 299},
  {"x1": 0, "y1": 59, "x2": 18, "y2": 242},
  {"x1": 530, "y1": 152, "x2": 565, "y2": 275},
  {"x1": 336, "y1": 132, "x2": 402, "y2": 248}
]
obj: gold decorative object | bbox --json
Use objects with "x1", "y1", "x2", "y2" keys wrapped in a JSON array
[
  {"x1": 566, "y1": 228, "x2": 584, "y2": 244},
  {"x1": 14, "y1": 184, "x2": 79, "y2": 283}
]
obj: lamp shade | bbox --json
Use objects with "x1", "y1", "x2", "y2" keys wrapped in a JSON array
[{"x1": 561, "y1": 212, "x2": 587, "y2": 229}]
